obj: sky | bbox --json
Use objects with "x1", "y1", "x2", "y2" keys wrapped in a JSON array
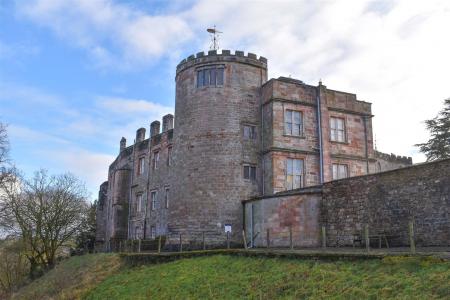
[{"x1": 0, "y1": 0, "x2": 449, "y2": 200}]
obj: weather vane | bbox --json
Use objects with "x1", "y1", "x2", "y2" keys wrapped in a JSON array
[{"x1": 207, "y1": 25, "x2": 222, "y2": 51}]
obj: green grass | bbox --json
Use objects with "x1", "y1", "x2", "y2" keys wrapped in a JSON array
[
  {"x1": 85, "y1": 255, "x2": 450, "y2": 300},
  {"x1": 11, "y1": 253, "x2": 122, "y2": 300}
]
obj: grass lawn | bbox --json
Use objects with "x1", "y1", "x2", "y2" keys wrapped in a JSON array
[
  {"x1": 12, "y1": 253, "x2": 122, "y2": 300},
  {"x1": 86, "y1": 255, "x2": 449, "y2": 300}
]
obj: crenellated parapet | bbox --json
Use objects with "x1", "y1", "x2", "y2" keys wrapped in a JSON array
[
  {"x1": 176, "y1": 49, "x2": 267, "y2": 75},
  {"x1": 375, "y1": 150, "x2": 413, "y2": 165}
]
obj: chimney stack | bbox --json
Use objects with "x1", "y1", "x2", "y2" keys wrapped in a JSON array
[
  {"x1": 150, "y1": 121, "x2": 161, "y2": 137},
  {"x1": 162, "y1": 114, "x2": 174, "y2": 132},
  {"x1": 136, "y1": 128, "x2": 146, "y2": 143},
  {"x1": 120, "y1": 137, "x2": 126, "y2": 151}
]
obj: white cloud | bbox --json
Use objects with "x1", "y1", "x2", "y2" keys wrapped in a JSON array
[
  {"x1": 17, "y1": 0, "x2": 193, "y2": 69},
  {"x1": 97, "y1": 96, "x2": 172, "y2": 116},
  {"x1": 1, "y1": 83, "x2": 173, "y2": 199},
  {"x1": 12, "y1": 0, "x2": 450, "y2": 166}
]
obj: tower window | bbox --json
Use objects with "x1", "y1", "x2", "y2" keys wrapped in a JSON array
[
  {"x1": 284, "y1": 110, "x2": 303, "y2": 136},
  {"x1": 243, "y1": 165, "x2": 256, "y2": 181},
  {"x1": 285, "y1": 158, "x2": 303, "y2": 190},
  {"x1": 197, "y1": 66, "x2": 224, "y2": 87},
  {"x1": 332, "y1": 163, "x2": 348, "y2": 179},
  {"x1": 243, "y1": 125, "x2": 257, "y2": 139},
  {"x1": 330, "y1": 117, "x2": 346, "y2": 142}
]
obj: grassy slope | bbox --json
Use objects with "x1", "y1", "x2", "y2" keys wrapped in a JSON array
[
  {"x1": 12, "y1": 253, "x2": 122, "y2": 300},
  {"x1": 86, "y1": 255, "x2": 450, "y2": 300}
]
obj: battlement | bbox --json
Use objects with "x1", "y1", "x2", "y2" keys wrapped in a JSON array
[
  {"x1": 176, "y1": 50, "x2": 267, "y2": 74},
  {"x1": 375, "y1": 150, "x2": 413, "y2": 165}
]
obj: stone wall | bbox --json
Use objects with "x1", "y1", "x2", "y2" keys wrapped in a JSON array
[
  {"x1": 245, "y1": 159, "x2": 449, "y2": 249},
  {"x1": 321, "y1": 158, "x2": 450, "y2": 247}
]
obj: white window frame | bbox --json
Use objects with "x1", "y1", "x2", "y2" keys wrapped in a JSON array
[
  {"x1": 151, "y1": 190, "x2": 157, "y2": 211},
  {"x1": 332, "y1": 163, "x2": 348, "y2": 180},
  {"x1": 330, "y1": 117, "x2": 346, "y2": 142},
  {"x1": 285, "y1": 158, "x2": 304, "y2": 190},
  {"x1": 284, "y1": 110, "x2": 303, "y2": 136}
]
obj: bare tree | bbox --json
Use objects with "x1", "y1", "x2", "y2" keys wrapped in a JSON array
[
  {"x1": 0, "y1": 170, "x2": 89, "y2": 277},
  {"x1": 0, "y1": 123, "x2": 10, "y2": 185}
]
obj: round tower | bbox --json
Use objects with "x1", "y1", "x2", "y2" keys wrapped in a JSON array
[{"x1": 169, "y1": 50, "x2": 268, "y2": 245}]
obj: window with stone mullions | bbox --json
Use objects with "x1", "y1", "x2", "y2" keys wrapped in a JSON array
[
  {"x1": 243, "y1": 125, "x2": 256, "y2": 139},
  {"x1": 197, "y1": 67, "x2": 224, "y2": 87},
  {"x1": 285, "y1": 158, "x2": 303, "y2": 190},
  {"x1": 243, "y1": 165, "x2": 256, "y2": 180},
  {"x1": 285, "y1": 110, "x2": 302, "y2": 136}
]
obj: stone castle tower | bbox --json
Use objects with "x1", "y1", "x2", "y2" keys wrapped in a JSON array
[
  {"x1": 170, "y1": 51, "x2": 268, "y2": 242},
  {"x1": 95, "y1": 50, "x2": 412, "y2": 251}
]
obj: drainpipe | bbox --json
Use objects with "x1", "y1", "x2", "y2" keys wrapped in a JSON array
[{"x1": 316, "y1": 83, "x2": 324, "y2": 184}]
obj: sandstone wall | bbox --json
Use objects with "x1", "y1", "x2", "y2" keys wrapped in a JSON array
[
  {"x1": 171, "y1": 50, "x2": 267, "y2": 245},
  {"x1": 321, "y1": 159, "x2": 450, "y2": 246}
]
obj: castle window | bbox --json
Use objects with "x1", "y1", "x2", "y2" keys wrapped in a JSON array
[
  {"x1": 284, "y1": 110, "x2": 303, "y2": 136},
  {"x1": 197, "y1": 66, "x2": 224, "y2": 87},
  {"x1": 152, "y1": 151, "x2": 160, "y2": 170},
  {"x1": 164, "y1": 188, "x2": 169, "y2": 209},
  {"x1": 151, "y1": 191, "x2": 157, "y2": 210},
  {"x1": 243, "y1": 165, "x2": 256, "y2": 181},
  {"x1": 150, "y1": 226, "x2": 156, "y2": 239},
  {"x1": 332, "y1": 163, "x2": 348, "y2": 179},
  {"x1": 243, "y1": 125, "x2": 257, "y2": 139},
  {"x1": 285, "y1": 158, "x2": 303, "y2": 190},
  {"x1": 137, "y1": 157, "x2": 145, "y2": 175},
  {"x1": 136, "y1": 194, "x2": 143, "y2": 213},
  {"x1": 330, "y1": 117, "x2": 346, "y2": 142},
  {"x1": 167, "y1": 146, "x2": 172, "y2": 166}
]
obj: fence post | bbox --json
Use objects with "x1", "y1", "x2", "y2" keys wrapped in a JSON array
[
  {"x1": 266, "y1": 229, "x2": 270, "y2": 249},
  {"x1": 202, "y1": 231, "x2": 206, "y2": 250},
  {"x1": 321, "y1": 226, "x2": 326, "y2": 249},
  {"x1": 409, "y1": 220, "x2": 416, "y2": 254},
  {"x1": 226, "y1": 232, "x2": 230, "y2": 249},
  {"x1": 138, "y1": 239, "x2": 141, "y2": 253},
  {"x1": 158, "y1": 236, "x2": 161, "y2": 254},
  {"x1": 242, "y1": 230, "x2": 248, "y2": 250},
  {"x1": 365, "y1": 224, "x2": 370, "y2": 253},
  {"x1": 289, "y1": 226, "x2": 293, "y2": 250},
  {"x1": 179, "y1": 234, "x2": 182, "y2": 252}
]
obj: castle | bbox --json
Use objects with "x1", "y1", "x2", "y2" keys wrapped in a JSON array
[{"x1": 95, "y1": 50, "x2": 414, "y2": 251}]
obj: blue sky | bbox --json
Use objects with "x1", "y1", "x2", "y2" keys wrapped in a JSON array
[{"x1": 1, "y1": 0, "x2": 449, "y2": 199}]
